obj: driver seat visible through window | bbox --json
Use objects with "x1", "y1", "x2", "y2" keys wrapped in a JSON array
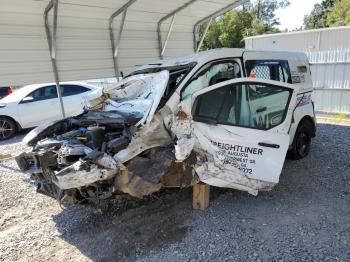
[
  {"x1": 193, "y1": 82, "x2": 292, "y2": 131},
  {"x1": 181, "y1": 60, "x2": 241, "y2": 100}
]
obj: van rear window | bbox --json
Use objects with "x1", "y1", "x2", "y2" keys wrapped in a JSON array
[{"x1": 245, "y1": 60, "x2": 292, "y2": 84}]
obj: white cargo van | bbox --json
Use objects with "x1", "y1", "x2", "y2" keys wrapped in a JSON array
[
  {"x1": 135, "y1": 48, "x2": 316, "y2": 159},
  {"x1": 17, "y1": 48, "x2": 317, "y2": 203}
]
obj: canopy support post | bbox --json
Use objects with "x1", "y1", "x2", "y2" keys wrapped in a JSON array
[
  {"x1": 157, "y1": 0, "x2": 198, "y2": 59},
  {"x1": 196, "y1": 17, "x2": 212, "y2": 53},
  {"x1": 44, "y1": 0, "x2": 65, "y2": 118},
  {"x1": 109, "y1": 0, "x2": 137, "y2": 79},
  {"x1": 161, "y1": 14, "x2": 176, "y2": 58},
  {"x1": 193, "y1": 0, "x2": 247, "y2": 51}
]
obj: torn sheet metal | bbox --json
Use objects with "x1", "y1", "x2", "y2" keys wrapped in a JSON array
[
  {"x1": 85, "y1": 71, "x2": 169, "y2": 126},
  {"x1": 15, "y1": 71, "x2": 198, "y2": 204},
  {"x1": 54, "y1": 159, "x2": 119, "y2": 190},
  {"x1": 166, "y1": 103, "x2": 280, "y2": 195},
  {"x1": 194, "y1": 161, "x2": 274, "y2": 196},
  {"x1": 115, "y1": 148, "x2": 174, "y2": 198},
  {"x1": 114, "y1": 111, "x2": 173, "y2": 164},
  {"x1": 187, "y1": 124, "x2": 281, "y2": 195}
]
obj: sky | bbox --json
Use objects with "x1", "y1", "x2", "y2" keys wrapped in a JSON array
[{"x1": 275, "y1": 0, "x2": 323, "y2": 30}]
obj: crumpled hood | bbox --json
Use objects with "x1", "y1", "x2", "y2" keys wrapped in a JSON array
[
  {"x1": 23, "y1": 70, "x2": 169, "y2": 146},
  {"x1": 16, "y1": 71, "x2": 182, "y2": 202},
  {"x1": 84, "y1": 70, "x2": 170, "y2": 127}
]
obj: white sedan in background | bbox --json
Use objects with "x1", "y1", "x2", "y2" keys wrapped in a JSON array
[{"x1": 0, "y1": 82, "x2": 99, "y2": 140}]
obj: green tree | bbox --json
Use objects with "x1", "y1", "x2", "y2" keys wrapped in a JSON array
[
  {"x1": 326, "y1": 0, "x2": 350, "y2": 26},
  {"x1": 245, "y1": 19, "x2": 280, "y2": 36},
  {"x1": 199, "y1": 0, "x2": 289, "y2": 50},
  {"x1": 219, "y1": 11, "x2": 253, "y2": 48},
  {"x1": 304, "y1": 0, "x2": 336, "y2": 29},
  {"x1": 249, "y1": 0, "x2": 290, "y2": 25},
  {"x1": 200, "y1": 20, "x2": 223, "y2": 50}
]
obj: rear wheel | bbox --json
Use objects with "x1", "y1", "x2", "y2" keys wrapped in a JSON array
[
  {"x1": 290, "y1": 124, "x2": 312, "y2": 160},
  {"x1": 0, "y1": 117, "x2": 16, "y2": 140}
]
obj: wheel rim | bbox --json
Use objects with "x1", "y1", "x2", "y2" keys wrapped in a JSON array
[
  {"x1": 0, "y1": 119, "x2": 14, "y2": 139},
  {"x1": 296, "y1": 131, "x2": 309, "y2": 157}
]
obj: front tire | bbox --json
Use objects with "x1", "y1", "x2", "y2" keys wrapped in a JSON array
[
  {"x1": 290, "y1": 124, "x2": 312, "y2": 160},
  {"x1": 0, "y1": 117, "x2": 16, "y2": 140}
]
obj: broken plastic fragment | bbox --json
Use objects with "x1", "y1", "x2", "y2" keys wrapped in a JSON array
[
  {"x1": 175, "y1": 136, "x2": 195, "y2": 162},
  {"x1": 54, "y1": 160, "x2": 118, "y2": 190}
]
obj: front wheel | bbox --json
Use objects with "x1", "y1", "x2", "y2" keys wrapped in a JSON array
[
  {"x1": 0, "y1": 117, "x2": 16, "y2": 140},
  {"x1": 290, "y1": 125, "x2": 311, "y2": 160}
]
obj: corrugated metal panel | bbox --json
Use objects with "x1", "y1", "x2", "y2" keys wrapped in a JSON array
[
  {"x1": 0, "y1": 0, "x2": 242, "y2": 86},
  {"x1": 308, "y1": 49, "x2": 350, "y2": 64},
  {"x1": 308, "y1": 50, "x2": 350, "y2": 90},
  {"x1": 313, "y1": 89, "x2": 350, "y2": 114},
  {"x1": 246, "y1": 32, "x2": 320, "y2": 52},
  {"x1": 319, "y1": 27, "x2": 350, "y2": 50},
  {"x1": 245, "y1": 26, "x2": 350, "y2": 52}
]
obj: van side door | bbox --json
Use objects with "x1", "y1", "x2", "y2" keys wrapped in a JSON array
[{"x1": 189, "y1": 78, "x2": 298, "y2": 193}]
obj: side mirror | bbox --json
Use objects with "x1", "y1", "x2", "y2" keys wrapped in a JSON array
[{"x1": 21, "y1": 96, "x2": 34, "y2": 103}]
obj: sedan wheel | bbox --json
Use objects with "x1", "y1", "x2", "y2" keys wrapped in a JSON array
[{"x1": 0, "y1": 118, "x2": 16, "y2": 140}]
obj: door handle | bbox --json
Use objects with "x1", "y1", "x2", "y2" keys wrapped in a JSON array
[
  {"x1": 256, "y1": 106, "x2": 267, "y2": 113},
  {"x1": 258, "y1": 142, "x2": 280, "y2": 149}
]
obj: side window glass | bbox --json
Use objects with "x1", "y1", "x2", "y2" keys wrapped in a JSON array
[
  {"x1": 193, "y1": 82, "x2": 292, "y2": 130},
  {"x1": 29, "y1": 85, "x2": 57, "y2": 101},
  {"x1": 249, "y1": 64, "x2": 271, "y2": 80},
  {"x1": 278, "y1": 65, "x2": 285, "y2": 82},
  {"x1": 61, "y1": 85, "x2": 89, "y2": 97},
  {"x1": 43, "y1": 86, "x2": 58, "y2": 99},
  {"x1": 0, "y1": 88, "x2": 8, "y2": 97},
  {"x1": 246, "y1": 84, "x2": 291, "y2": 129},
  {"x1": 195, "y1": 86, "x2": 230, "y2": 121},
  {"x1": 30, "y1": 89, "x2": 42, "y2": 101},
  {"x1": 248, "y1": 83, "x2": 287, "y2": 100},
  {"x1": 246, "y1": 60, "x2": 291, "y2": 83},
  {"x1": 181, "y1": 61, "x2": 240, "y2": 100}
]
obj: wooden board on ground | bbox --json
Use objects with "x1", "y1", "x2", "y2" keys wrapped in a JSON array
[{"x1": 192, "y1": 183, "x2": 210, "y2": 210}]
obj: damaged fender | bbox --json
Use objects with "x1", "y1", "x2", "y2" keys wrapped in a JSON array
[{"x1": 16, "y1": 71, "x2": 196, "y2": 204}]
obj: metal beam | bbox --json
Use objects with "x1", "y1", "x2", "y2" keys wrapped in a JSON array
[
  {"x1": 109, "y1": 0, "x2": 137, "y2": 78},
  {"x1": 196, "y1": 17, "x2": 212, "y2": 52},
  {"x1": 44, "y1": 0, "x2": 65, "y2": 118},
  {"x1": 157, "y1": 0, "x2": 198, "y2": 59},
  {"x1": 161, "y1": 14, "x2": 176, "y2": 57},
  {"x1": 193, "y1": 0, "x2": 247, "y2": 51}
]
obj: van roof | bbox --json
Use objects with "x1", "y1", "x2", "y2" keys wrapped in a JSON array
[{"x1": 137, "y1": 48, "x2": 308, "y2": 70}]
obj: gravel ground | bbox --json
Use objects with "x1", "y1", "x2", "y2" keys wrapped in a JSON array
[{"x1": 0, "y1": 124, "x2": 349, "y2": 262}]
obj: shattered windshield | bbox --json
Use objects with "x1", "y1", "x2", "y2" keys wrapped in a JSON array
[
  {"x1": 128, "y1": 62, "x2": 197, "y2": 108},
  {"x1": 85, "y1": 71, "x2": 170, "y2": 127}
]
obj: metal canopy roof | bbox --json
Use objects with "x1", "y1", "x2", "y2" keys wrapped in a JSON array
[{"x1": 0, "y1": 0, "x2": 245, "y2": 87}]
